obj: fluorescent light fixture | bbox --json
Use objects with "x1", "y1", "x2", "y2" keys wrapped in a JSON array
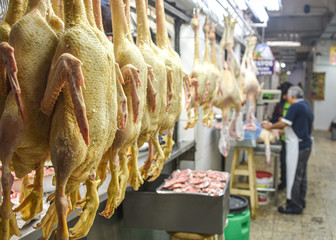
[
  {"x1": 246, "y1": 0, "x2": 269, "y2": 23},
  {"x1": 266, "y1": 41, "x2": 301, "y2": 47},
  {"x1": 280, "y1": 62, "x2": 286, "y2": 68},
  {"x1": 261, "y1": 0, "x2": 282, "y2": 11},
  {"x1": 234, "y1": 0, "x2": 248, "y2": 10}
]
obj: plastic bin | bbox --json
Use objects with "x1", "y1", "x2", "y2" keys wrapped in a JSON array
[
  {"x1": 224, "y1": 195, "x2": 250, "y2": 240},
  {"x1": 256, "y1": 171, "x2": 273, "y2": 205}
]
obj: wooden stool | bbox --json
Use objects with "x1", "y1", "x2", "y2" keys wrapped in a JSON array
[
  {"x1": 168, "y1": 232, "x2": 221, "y2": 240},
  {"x1": 229, "y1": 146, "x2": 258, "y2": 218}
]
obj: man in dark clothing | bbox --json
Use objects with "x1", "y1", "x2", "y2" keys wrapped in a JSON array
[
  {"x1": 262, "y1": 86, "x2": 314, "y2": 214},
  {"x1": 271, "y1": 82, "x2": 292, "y2": 190}
]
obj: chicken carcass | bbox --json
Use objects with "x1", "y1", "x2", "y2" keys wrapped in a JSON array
[
  {"x1": 36, "y1": 0, "x2": 118, "y2": 238},
  {"x1": 201, "y1": 17, "x2": 220, "y2": 128},
  {"x1": 210, "y1": 14, "x2": 244, "y2": 157},
  {"x1": 146, "y1": 0, "x2": 190, "y2": 181},
  {"x1": 99, "y1": 0, "x2": 148, "y2": 219},
  {"x1": 184, "y1": 9, "x2": 210, "y2": 130},
  {"x1": 91, "y1": 0, "x2": 128, "y2": 190},
  {"x1": 0, "y1": 0, "x2": 63, "y2": 238},
  {"x1": 134, "y1": 0, "x2": 172, "y2": 182},
  {"x1": 257, "y1": 128, "x2": 280, "y2": 166},
  {"x1": 240, "y1": 36, "x2": 263, "y2": 130},
  {"x1": 0, "y1": 0, "x2": 27, "y2": 116}
]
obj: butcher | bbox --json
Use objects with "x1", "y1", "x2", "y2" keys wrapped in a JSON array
[{"x1": 261, "y1": 86, "x2": 313, "y2": 214}]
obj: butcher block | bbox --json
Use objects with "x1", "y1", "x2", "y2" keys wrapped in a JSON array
[{"x1": 122, "y1": 172, "x2": 230, "y2": 234}]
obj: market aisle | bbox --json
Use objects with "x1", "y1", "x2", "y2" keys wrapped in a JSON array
[{"x1": 250, "y1": 130, "x2": 336, "y2": 240}]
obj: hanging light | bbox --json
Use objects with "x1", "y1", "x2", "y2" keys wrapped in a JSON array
[
  {"x1": 246, "y1": 0, "x2": 269, "y2": 23},
  {"x1": 261, "y1": 0, "x2": 282, "y2": 11}
]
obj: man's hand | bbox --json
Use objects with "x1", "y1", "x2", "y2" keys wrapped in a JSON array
[{"x1": 261, "y1": 121, "x2": 272, "y2": 130}]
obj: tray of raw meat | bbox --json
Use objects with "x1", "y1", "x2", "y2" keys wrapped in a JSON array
[{"x1": 156, "y1": 169, "x2": 229, "y2": 196}]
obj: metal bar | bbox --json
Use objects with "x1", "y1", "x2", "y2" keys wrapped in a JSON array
[
  {"x1": 217, "y1": 0, "x2": 254, "y2": 35},
  {"x1": 256, "y1": 187, "x2": 276, "y2": 192},
  {"x1": 148, "y1": 0, "x2": 191, "y2": 23}
]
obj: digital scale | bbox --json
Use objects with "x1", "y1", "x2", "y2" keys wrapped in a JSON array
[
  {"x1": 257, "y1": 89, "x2": 282, "y2": 103},
  {"x1": 256, "y1": 89, "x2": 282, "y2": 122}
]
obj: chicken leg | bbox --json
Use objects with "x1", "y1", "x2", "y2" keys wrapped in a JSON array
[
  {"x1": 69, "y1": 178, "x2": 99, "y2": 239},
  {"x1": 0, "y1": 120, "x2": 22, "y2": 239},
  {"x1": 128, "y1": 144, "x2": 144, "y2": 190},
  {"x1": 14, "y1": 163, "x2": 44, "y2": 221},
  {"x1": 100, "y1": 149, "x2": 127, "y2": 219}
]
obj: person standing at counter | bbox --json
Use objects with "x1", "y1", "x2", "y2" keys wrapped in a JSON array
[
  {"x1": 262, "y1": 86, "x2": 314, "y2": 214},
  {"x1": 270, "y1": 82, "x2": 293, "y2": 190}
]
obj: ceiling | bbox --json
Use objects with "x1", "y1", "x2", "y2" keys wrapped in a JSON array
[
  {"x1": 164, "y1": 0, "x2": 336, "y2": 63},
  {"x1": 258, "y1": 0, "x2": 336, "y2": 62}
]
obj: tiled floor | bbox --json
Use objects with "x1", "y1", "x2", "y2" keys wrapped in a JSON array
[{"x1": 250, "y1": 130, "x2": 336, "y2": 240}]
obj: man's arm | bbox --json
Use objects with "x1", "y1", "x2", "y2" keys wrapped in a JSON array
[{"x1": 261, "y1": 120, "x2": 287, "y2": 130}]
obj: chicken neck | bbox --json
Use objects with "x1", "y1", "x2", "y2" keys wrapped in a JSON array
[
  {"x1": 110, "y1": 0, "x2": 130, "y2": 47},
  {"x1": 192, "y1": 8, "x2": 200, "y2": 65},
  {"x1": 210, "y1": 24, "x2": 217, "y2": 67},
  {"x1": 203, "y1": 15, "x2": 210, "y2": 63},
  {"x1": 155, "y1": 0, "x2": 169, "y2": 48},
  {"x1": 50, "y1": 0, "x2": 63, "y2": 20},
  {"x1": 135, "y1": 0, "x2": 151, "y2": 45},
  {"x1": 84, "y1": 0, "x2": 98, "y2": 28},
  {"x1": 92, "y1": 0, "x2": 104, "y2": 31},
  {"x1": 5, "y1": 0, "x2": 27, "y2": 26},
  {"x1": 64, "y1": 0, "x2": 88, "y2": 28}
]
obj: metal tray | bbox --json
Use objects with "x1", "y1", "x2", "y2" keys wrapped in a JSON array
[
  {"x1": 123, "y1": 172, "x2": 230, "y2": 235},
  {"x1": 156, "y1": 170, "x2": 228, "y2": 197}
]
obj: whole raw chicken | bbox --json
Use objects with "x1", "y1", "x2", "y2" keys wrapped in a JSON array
[
  {"x1": 241, "y1": 36, "x2": 263, "y2": 130},
  {"x1": 134, "y1": 0, "x2": 171, "y2": 181},
  {"x1": 0, "y1": 0, "x2": 27, "y2": 116},
  {"x1": 36, "y1": 0, "x2": 118, "y2": 239},
  {"x1": 201, "y1": 18, "x2": 220, "y2": 128},
  {"x1": 210, "y1": 14, "x2": 244, "y2": 157},
  {"x1": 257, "y1": 128, "x2": 280, "y2": 166},
  {"x1": 99, "y1": 0, "x2": 148, "y2": 219},
  {"x1": 0, "y1": 0, "x2": 63, "y2": 238},
  {"x1": 146, "y1": 0, "x2": 190, "y2": 181},
  {"x1": 184, "y1": 9, "x2": 210, "y2": 130}
]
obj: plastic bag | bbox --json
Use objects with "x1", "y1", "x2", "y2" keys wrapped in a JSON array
[{"x1": 218, "y1": 125, "x2": 230, "y2": 158}]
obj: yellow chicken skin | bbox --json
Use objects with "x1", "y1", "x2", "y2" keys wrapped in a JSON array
[
  {"x1": 0, "y1": 1, "x2": 63, "y2": 239},
  {"x1": 35, "y1": 0, "x2": 118, "y2": 239},
  {"x1": 146, "y1": 0, "x2": 190, "y2": 181},
  {"x1": 99, "y1": 0, "x2": 148, "y2": 219},
  {"x1": 201, "y1": 17, "x2": 220, "y2": 128}
]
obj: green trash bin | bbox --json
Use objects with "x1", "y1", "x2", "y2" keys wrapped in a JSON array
[{"x1": 224, "y1": 195, "x2": 250, "y2": 240}]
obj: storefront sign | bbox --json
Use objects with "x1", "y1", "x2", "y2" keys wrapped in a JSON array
[
  {"x1": 311, "y1": 72, "x2": 325, "y2": 100},
  {"x1": 253, "y1": 44, "x2": 275, "y2": 76},
  {"x1": 329, "y1": 46, "x2": 336, "y2": 63}
]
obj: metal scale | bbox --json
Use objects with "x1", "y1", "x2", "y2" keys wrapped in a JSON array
[{"x1": 256, "y1": 89, "x2": 282, "y2": 122}]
